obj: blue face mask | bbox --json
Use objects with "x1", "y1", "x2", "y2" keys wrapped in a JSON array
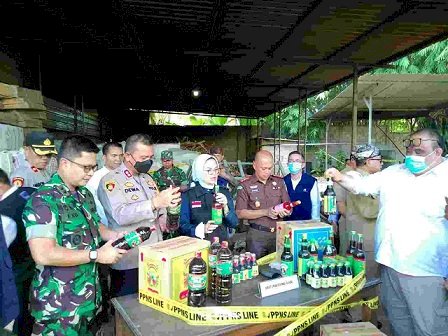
[
  {"x1": 288, "y1": 162, "x2": 302, "y2": 174},
  {"x1": 404, "y1": 150, "x2": 435, "y2": 174}
]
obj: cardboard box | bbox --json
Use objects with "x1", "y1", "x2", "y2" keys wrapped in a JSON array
[
  {"x1": 139, "y1": 236, "x2": 210, "y2": 304},
  {"x1": 276, "y1": 220, "x2": 332, "y2": 271},
  {"x1": 320, "y1": 322, "x2": 386, "y2": 335}
]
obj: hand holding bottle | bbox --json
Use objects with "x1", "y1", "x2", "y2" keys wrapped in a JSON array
[
  {"x1": 215, "y1": 192, "x2": 228, "y2": 206},
  {"x1": 195, "y1": 221, "x2": 218, "y2": 239},
  {"x1": 267, "y1": 207, "x2": 279, "y2": 219},
  {"x1": 98, "y1": 240, "x2": 127, "y2": 264},
  {"x1": 324, "y1": 168, "x2": 343, "y2": 182},
  {"x1": 153, "y1": 186, "x2": 181, "y2": 209}
]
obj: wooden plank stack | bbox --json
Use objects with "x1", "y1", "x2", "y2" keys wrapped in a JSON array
[{"x1": 0, "y1": 82, "x2": 47, "y2": 129}]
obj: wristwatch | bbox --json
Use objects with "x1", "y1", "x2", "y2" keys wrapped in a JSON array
[{"x1": 89, "y1": 249, "x2": 98, "y2": 263}]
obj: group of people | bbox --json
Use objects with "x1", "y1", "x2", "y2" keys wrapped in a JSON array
[{"x1": 0, "y1": 127, "x2": 447, "y2": 336}]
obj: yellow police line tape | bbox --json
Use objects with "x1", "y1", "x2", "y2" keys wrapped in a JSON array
[{"x1": 138, "y1": 252, "x2": 378, "y2": 330}]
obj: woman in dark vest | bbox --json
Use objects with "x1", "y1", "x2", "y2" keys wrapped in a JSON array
[
  {"x1": 179, "y1": 154, "x2": 238, "y2": 242},
  {"x1": 283, "y1": 151, "x2": 321, "y2": 221}
]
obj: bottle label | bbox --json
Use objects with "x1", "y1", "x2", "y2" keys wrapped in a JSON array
[
  {"x1": 306, "y1": 273, "x2": 312, "y2": 285},
  {"x1": 209, "y1": 255, "x2": 217, "y2": 268},
  {"x1": 337, "y1": 276, "x2": 345, "y2": 287},
  {"x1": 344, "y1": 274, "x2": 353, "y2": 285},
  {"x1": 323, "y1": 195, "x2": 336, "y2": 214},
  {"x1": 188, "y1": 274, "x2": 206, "y2": 291},
  {"x1": 124, "y1": 231, "x2": 141, "y2": 248},
  {"x1": 232, "y1": 273, "x2": 240, "y2": 284},
  {"x1": 252, "y1": 265, "x2": 259, "y2": 277},
  {"x1": 216, "y1": 260, "x2": 232, "y2": 276},
  {"x1": 211, "y1": 207, "x2": 223, "y2": 225},
  {"x1": 311, "y1": 277, "x2": 321, "y2": 289},
  {"x1": 353, "y1": 259, "x2": 366, "y2": 276},
  {"x1": 321, "y1": 278, "x2": 329, "y2": 288},
  {"x1": 247, "y1": 268, "x2": 253, "y2": 279},
  {"x1": 240, "y1": 269, "x2": 245, "y2": 281},
  {"x1": 329, "y1": 277, "x2": 337, "y2": 288},
  {"x1": 281, "y1": 261, "x2": 294, "y2": 276},
  {"x1": 298, "y1": 258, "x2": 309, "y2": 277}
]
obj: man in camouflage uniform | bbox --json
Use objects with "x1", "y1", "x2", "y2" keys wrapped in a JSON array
[
  {"x1": 11, "y1": 131, "x2": 57, "y2": 189},
  {"x1": 98, "y1": 134, "x2": 181, "y2": 297},
  {"x1": 23, "y1": 135, "x2": 127, "y2": 335},
  {"x1": 152, "y1": 150, "x2": 188, "y2": 240}
]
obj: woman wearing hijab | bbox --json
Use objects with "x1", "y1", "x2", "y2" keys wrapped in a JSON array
[{"x1": 179, "y1": 154, "x2": 238, "y2": 241}]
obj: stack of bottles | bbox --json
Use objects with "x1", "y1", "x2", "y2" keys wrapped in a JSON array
[
  {"x1": 280, "y1": 230, "x2": 366, "y2": 290},
  {"x1": 188, "y1": 237, "x2": 260, "y2": 307}
]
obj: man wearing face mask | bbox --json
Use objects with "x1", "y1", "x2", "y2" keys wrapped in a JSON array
[
  {"x1": 283, "y1": 151, "x2": 320, "y2": 221},
  {"x1": 98, "y1": 134, "x2": 181, "y2": 297},
  {"x1": 325, "y1": 128, "x2": 448, "y2": 336}
]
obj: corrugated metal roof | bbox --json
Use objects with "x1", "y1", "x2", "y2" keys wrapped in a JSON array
[
  {"x1": 312, "y1": 74, "x2": 448, "y2": 120},
  {"x1": 1, "y1": 0, "x2": 448, "y2": 121}
]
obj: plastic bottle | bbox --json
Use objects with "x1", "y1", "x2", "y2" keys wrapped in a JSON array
[
  {"x1": 251, "y1": 253, "x2": 259, "y2": 277},
  {"x1": 239, "y1": 254, "x2": 246, "y2": 281},
  {"x1": 346, "y1": 231, "x2": 357, "y2": 268},
  {"x1": 187, "y1": 251, "x2": 207, "y2": 307},
  {"x1": 208, "y1": 237, "x2": 220, "y2": 299},
  {"x1": 245, "y1": 252, "x2": 253, "y2": 279},
  {"x1": 323, "y1": 239, "x2": 337, "y2": 263},
  {"x1": 308, "y1": 239, "x2": 319, "y2": 261},
  {"x1": 306, "y1": 260, "x2": 315, "y2": 285},
  {"x1": 211, "y1": 184, "x2": 223, "y2": 225},
  {"x1": 311, "y1": 264, "x2": 322, "y2": 289},
  {"x1": 337, "y1": 262, "x2": 345, "y2": 287},
  {"x1": 344, "y1": 261, "x2": 353, "y2": 284},
  {"x1": 232, "y1": 256, "x2": 240, "y2": 285},
  {"x1": 321, "y1": 264, "x2": 329, "y2": 288},
  {"x1": 329, "y1": 263, "x2": 337, "y2": 288},
  {"x1": 216, "y1": 241, "x2": 233, "y2": 305},
  {"x1": 111, "y1": 226, "x2": 155, "y2": 250}
]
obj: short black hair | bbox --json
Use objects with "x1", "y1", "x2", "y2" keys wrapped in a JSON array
[
  {"x1": 58, "y1": 135, "x2": 99, "y2": 162},
  {"x1": 0, "y1": 169, "x2": 10, "y2": 185},
  {"x1": 410, "y1": 128, "x2": 445, "y2": 152},
  {"x1": 124, "y1": 134, "x2": 153, "y2": 153},
  {"x1": 102, "y1": 142, "x2": 123, "y2": 155},
  {"x1": 209, "y1": 146, "x2": 223, "y2": 155},
  {"x1": 288, "y1": 151, "x2": 304, "y2": 161}
]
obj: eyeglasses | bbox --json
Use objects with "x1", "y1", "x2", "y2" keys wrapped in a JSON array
[
  {"x1": 288, "y1": 160, "x2": 304, "y2": 163},
  {"x1": 64, "y1": 157, "x2": 98, "y2": 173},
  {"x1": 368, "y1": 158, "x2": 383, "y2": 163},
  {"x1": 204, "y1": 168, "x2": 220, "y2": 175},
  {"x1": 403, "y1": 138, "x2": 438, "y2": 148}
]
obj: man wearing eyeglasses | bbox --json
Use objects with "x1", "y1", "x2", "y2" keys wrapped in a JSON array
[
  {"x1": 10, "y1": 131, "x2": 58, "y2": 189},
  {"x1": 326, "y1": 128, "x2": 448, "y2": 336},
  {"x1": 22, "y1": 135, "x2": 128, "y2": 335}
]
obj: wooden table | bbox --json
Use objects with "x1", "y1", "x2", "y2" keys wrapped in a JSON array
[{"x1": 112, "y1": 275, "x2": 380, "y2": 336}]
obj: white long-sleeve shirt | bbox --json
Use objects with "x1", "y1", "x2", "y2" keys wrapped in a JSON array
[
  {"x1": 86, "y1": 166, "x2": 110, "y2": 226},
  {"x1": 345, "y1": 159, "x2": 448, "y2": 277}
]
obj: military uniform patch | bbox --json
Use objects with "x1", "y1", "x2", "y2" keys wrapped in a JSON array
[{"x1": 124, "y1": 170, "x2": 132, "y2": 178}]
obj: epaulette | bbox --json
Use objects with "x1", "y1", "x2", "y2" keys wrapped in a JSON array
[
  {"x1": 271, "y1": 174, "x2": 284, "y2": 179},
  {"x1": 239, "y1": 176, "x2": 251, "y2": 183}
]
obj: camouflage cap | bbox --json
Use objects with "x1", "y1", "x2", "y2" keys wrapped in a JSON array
[
  {"x1": 161, "y1": 150, "x2": 173, "y2": 160},
  {"x1": 25, "y1": 131, "x2": 57, "y2": 155},
  {"x1": 353, "y1": 144, "x2": 380, "y2": 160}
]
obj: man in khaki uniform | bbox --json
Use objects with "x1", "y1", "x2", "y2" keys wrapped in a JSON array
[
  {"x1": 98, "y1": 134, "x2": 180, "y2": 297},
  {"x1": 236, "y1": 150, "x2": 290, "y2": 258},
  {"x1": 335, "y1": 144, "x2": 382, "y2": 278}
]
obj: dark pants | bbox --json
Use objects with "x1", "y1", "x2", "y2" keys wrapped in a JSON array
[
  {"x1": 246, "y1": 227, "x2": 276, "y2": 259},
  {"x1": 13, "y1": 261, "x2": 35, "y2": 336},
  {"x1": 97, "y1": 263, "x2": 111, "y2": 320},
  {"x1": 110, "y1": 268, "x2": 139, "y2": 298}
]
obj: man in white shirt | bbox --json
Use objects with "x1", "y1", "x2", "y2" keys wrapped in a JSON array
[
  {"x1": 86, "y1": 142, "x2": 123, "y2": 226},
  {"x1": 326, "y1": 128, "x2": 448, "y2": 336}
]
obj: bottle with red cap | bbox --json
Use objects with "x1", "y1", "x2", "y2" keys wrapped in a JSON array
[
  {"x1": 187, "y1": 251, "x2": 207, "y2": 307},
  {"x1": 273, "y1": 200, "x2": 301, "y2": 212}
]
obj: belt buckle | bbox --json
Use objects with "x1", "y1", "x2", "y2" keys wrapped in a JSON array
[{"x1": 270, "y1": 227, "x2": 275, "y2": 233}]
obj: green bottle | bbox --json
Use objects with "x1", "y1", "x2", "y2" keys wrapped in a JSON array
[
  {"x1": 353, "y1": 233, "x2": 366, "y2": 276},
  {"x1": 211, "y1": 184, "x2": 223, "y2": 225},
  {"x1": 281, "y1": 235, "x2": 294, "y2": 277},
  {"x1": 298, "y1": 234, "x2": 311, "y2": 280}
]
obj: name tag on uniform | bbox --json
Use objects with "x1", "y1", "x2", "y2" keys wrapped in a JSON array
[{"x1": 191, "y1": 201, "x2": 202, "y2": 208}]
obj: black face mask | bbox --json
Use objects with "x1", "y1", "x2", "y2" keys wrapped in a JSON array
[{"x1": 133, "y1": 159, "x2": 153, "y2": 174}]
